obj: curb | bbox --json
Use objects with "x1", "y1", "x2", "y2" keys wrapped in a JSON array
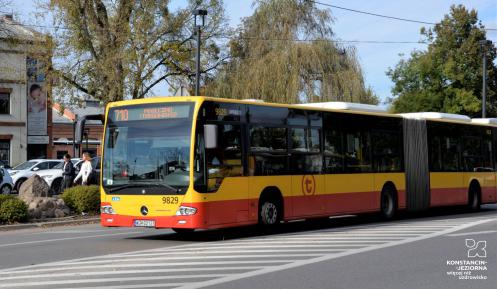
[{"x1": 0, "y1": 217, "x2": 100, "y2": 232}]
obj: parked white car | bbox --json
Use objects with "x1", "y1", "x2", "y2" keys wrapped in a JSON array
[
  {"x1": 8, "y1": 159, "x2": 63, "y2": 192},
  {"x1": 0, "y1": 167, "x2": 13, "y2": 194},
  {"x1": 36, "y1": 158, "x2": 81, "y2": 194}
]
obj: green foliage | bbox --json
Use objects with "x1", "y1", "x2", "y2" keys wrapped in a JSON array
[
  {"x1": 40, "y1": 0, "x2": 229, "y2": 104},
  {"x1": 387, "y1": 5, "x2": 496, "y2": 116},
  {"x1": 0, "y1": 198, "x2": 28, "y2": 223},
  {"x1": 204, "y1": 0, "x2": 378, "y2": 104},
  {"x1": 0, "y1": 194, "x2": 14, "y2": 206},
  {"x1": 62, "y1": 186, "x2": 100, "y2": 214}
]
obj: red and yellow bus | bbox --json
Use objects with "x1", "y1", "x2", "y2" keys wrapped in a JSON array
[{"x1": 100, "y1": 97, "x2": 497, "y2": 232}]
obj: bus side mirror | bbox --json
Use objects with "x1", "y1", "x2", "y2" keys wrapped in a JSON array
[{"x1": 204, "y1": 124, "x2": 218, "y2": 149}]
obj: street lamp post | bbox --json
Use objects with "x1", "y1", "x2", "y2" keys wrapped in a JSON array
[
  {"x1": 479, "y1": 39, "x2": 492, "y2": 118},
  {"x1": 193, "y1": 9, "x2": 207, "y2": 96},
  {"x1": 72, "y1": 114, "x2": 78, "y2": 157}
]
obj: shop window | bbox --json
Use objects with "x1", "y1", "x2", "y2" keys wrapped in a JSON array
[{"x1": 57, "y1": 151, "x2": 68, "y2": 159}]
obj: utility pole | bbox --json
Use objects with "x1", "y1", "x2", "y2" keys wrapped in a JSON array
[
  {"x1": 72, "y1": 114, "x2": 78, "y2": 157},
  {"x1": 479, "y1": 39, "x2": 492, "y2": 118},
  {"x1": 193, "y1": 9, "x2": 207, "y2": 96}
]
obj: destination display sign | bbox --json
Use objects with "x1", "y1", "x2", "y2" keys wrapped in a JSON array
[{"x1": 111, "y1": 104, "x2": 191, "y2": 121}]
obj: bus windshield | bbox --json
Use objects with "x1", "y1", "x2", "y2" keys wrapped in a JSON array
[{"x1": 102, "y1": 103, "x2": 194, "y2": 195}]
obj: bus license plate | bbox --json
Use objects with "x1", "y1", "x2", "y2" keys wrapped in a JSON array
[{"x1": 134, "y1": 220, "x2": 155, "y2": 227}]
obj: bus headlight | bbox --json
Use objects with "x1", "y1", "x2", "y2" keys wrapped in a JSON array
[
  {"x1": 101, "y1": 205, "x2": 116, "y2": 215},
  {"x1": 176, "y1": 206, "x2": 197, "y2": 216}
]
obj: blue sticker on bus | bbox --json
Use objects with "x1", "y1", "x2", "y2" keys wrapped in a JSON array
[{"x1": 112, "y1": 197, "x2": 121, "y2": 202}]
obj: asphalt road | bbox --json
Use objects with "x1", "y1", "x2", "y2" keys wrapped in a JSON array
[{"x1": 0, "y1": 205, "x2": 495, "y2": 289}]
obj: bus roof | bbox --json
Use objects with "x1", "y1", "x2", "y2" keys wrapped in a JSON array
[
  {"x1": 399, "y1": 112, "x2": 471, "y2": 122},
  {"x1": 296, "y1": 102, "x2": 388, "y2": 113},
  {"x1": 107, "y1": 96, "x2": 497, "y2": 127}
]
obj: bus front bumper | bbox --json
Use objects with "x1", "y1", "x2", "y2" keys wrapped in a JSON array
[{"x1": 100, "y1": 203, "x2": 205, "y2": 229}]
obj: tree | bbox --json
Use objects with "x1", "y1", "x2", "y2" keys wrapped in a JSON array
[
  {"x1": 387, "y1": 5, "x2": 496, "y2": 116},
  {"x1": 39, "y1": 0, "x2": 229, "y2": 104},
  {"x1": 204, "y1": 0, "x2": 377, "y2": 104},
  {"x1": 0, "y1": 1, "x2": 12, "y2": 36}
]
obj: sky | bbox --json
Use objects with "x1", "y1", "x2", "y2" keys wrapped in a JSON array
[{"x1": 6, "y1": 0, "x2": 497, "y2": 104}]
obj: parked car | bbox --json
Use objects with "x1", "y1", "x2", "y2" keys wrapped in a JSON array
[
  {"x1": 8, "y1": 159, "x2": 63, "y2": 192},
  {"x1": 0, "y1": 160, "x2": 10, "y2": 169},
  {"x1": 0, "y1": 167, "x2": 13, "y2": 194},
  {"x1": 36, "y1": 158, "x2": 81, "y2": 194}
]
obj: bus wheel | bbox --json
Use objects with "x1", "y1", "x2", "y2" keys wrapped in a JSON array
[
  {"x1": 259, "y1": 199, "x2": 281, "y2": 226},
  {"x1": 172, "y1": 228, "x2": 195, "y2": 234},
  {"x1": 468, "y1": 183, "x2": 481, "y2": 211},
  {"x1": 380, "y1": 186, "x2": 397, "y2": 220}
]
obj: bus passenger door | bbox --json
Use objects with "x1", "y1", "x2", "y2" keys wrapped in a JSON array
[{"x1": 205, "y1": 124, "x2": 249, "y2": 226}]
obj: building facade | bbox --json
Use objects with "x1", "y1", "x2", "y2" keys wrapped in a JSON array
[
  {"x1": 51, "y1": 100, "x2": 103, "y2": 159},
  {"x1": 0, "y1": 14, "x2": 51, "y2": 166}
]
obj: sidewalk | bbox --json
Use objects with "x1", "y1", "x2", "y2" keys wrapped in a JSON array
[{"x1": 0, "y1": 215, "x2": 100, "y2": 231}]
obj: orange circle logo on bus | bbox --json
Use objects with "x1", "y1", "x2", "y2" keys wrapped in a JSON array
[{"x1": 301, "y1": 175, "x2": 316, "y2": 196}]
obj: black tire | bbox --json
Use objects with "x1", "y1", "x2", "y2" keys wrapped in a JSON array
[
  {"x1": 259, "y1": 198, "x2": 281, "y2": 226},
  {"x1": 172, "y1": 228, "x2": 195, "y2": 234},
  {"x1": 468, "y1": 184, "x2": 481, "y2": 211},
  {"x1": 51, "y1": 178, "x2": 63, "y2": 195},
  {"x1": 1, "y1": 184, "x2": 12, "y2": 195},
  {"x1": 380, "y1": 186, "x2": 397, "y2": 220},
  {"x1": 15, "y1": 179, "x2": 26, "y2": 192}
]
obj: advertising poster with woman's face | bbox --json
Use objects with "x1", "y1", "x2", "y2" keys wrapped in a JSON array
[{"x1": 27, "y1": 82, "x2": 47, "y2": 136}]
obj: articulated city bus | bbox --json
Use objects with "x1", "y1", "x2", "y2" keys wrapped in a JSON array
[{"x1": 100, "y1": 96, "x2": 497, "y2": 232}]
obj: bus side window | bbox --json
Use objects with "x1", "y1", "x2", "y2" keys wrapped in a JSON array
[
  {"x1": 344, "y1": 130, "x2": 371, "y2": 173},
  {"x1": 372, "y1": 131, "x2": 402, "y2": 172},
  {"x1": 249, "y1": 126, "x2": 288, "y2": 176},
  {"x1": 324, "y1": 129, "x2": 344, "y2": 173},
  {"x1": 206, "y1": 124, "x2": 242, "y2": 191},
  {"x1": 290, "y1": 128, "x2": 322, "y2": 174}
]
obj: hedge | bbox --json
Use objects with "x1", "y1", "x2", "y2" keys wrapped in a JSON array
[
  {"x1": 0, "y1": 197, "x2": 28, "y2": 223},
  {"x1": 62, "y1": 185, "x2": 100, "y2": 214},
  {"x1": 0, "y1": 194, "x2": 13, "y2": 206}
]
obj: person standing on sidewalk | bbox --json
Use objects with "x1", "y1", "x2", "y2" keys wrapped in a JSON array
[
  {"x1": 61, "y1": 153, "x2": 75, "y2": 191},
  {"x1": 74, "y1": 152, "x2": 93, "y2": 186}
]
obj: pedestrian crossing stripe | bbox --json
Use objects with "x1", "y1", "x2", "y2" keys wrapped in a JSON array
[{"x1": 0, "y1": 216, "x2": 494, "y2": 289}]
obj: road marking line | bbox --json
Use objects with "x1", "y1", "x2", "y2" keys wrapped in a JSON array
[
  {"x1": 0, "y1": 231, "x2": 147, "y2": 248},
  {"x1": 446, "y1": 230, "x2": 497, "y2": 237},
  {"x1": 56, "y1": 253, "x2": 324, "y2": 266},
  {"x1": 0, "y1": 237, "x2": 197, "y2": 273},
  {"x1": 112, "y1": 249, "x2": 345, "y2": 258},
  {"x1": 176, "y1": 218, "x2": 496, "y2": 289},
  {"x1": 148, "y1": 239, "x2": 404, "y2": 249},
  {"x1": 285, "y1": 233, "x2": 424, "y2": 237},
  {"x1": 0, "y1": 260, "x2": 295, "y2": 276},
  {"x1": 75, "y1": 283, "x2": 187, "y2": 289},
  {"x1": 0, "y1": 274, "x2": 232, "y2": 288},
  {"x1": 0, "y1": 266, "x2": 265, "y2": 281}
]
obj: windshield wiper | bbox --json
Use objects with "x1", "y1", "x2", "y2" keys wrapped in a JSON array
[{"x1": 108, "y1": 183, "x2": 178, "y2": 194}]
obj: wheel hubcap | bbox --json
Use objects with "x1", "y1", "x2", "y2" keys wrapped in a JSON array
[
  {"x1": 2, "y1": 186, "x2": 10, "y2": 194},
  {"x1": 265, "y1": 203, "x2": 277, "y2": 224},
  {"x1": 383, "y1": 195, "x2": 393, "y2": 215}
]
